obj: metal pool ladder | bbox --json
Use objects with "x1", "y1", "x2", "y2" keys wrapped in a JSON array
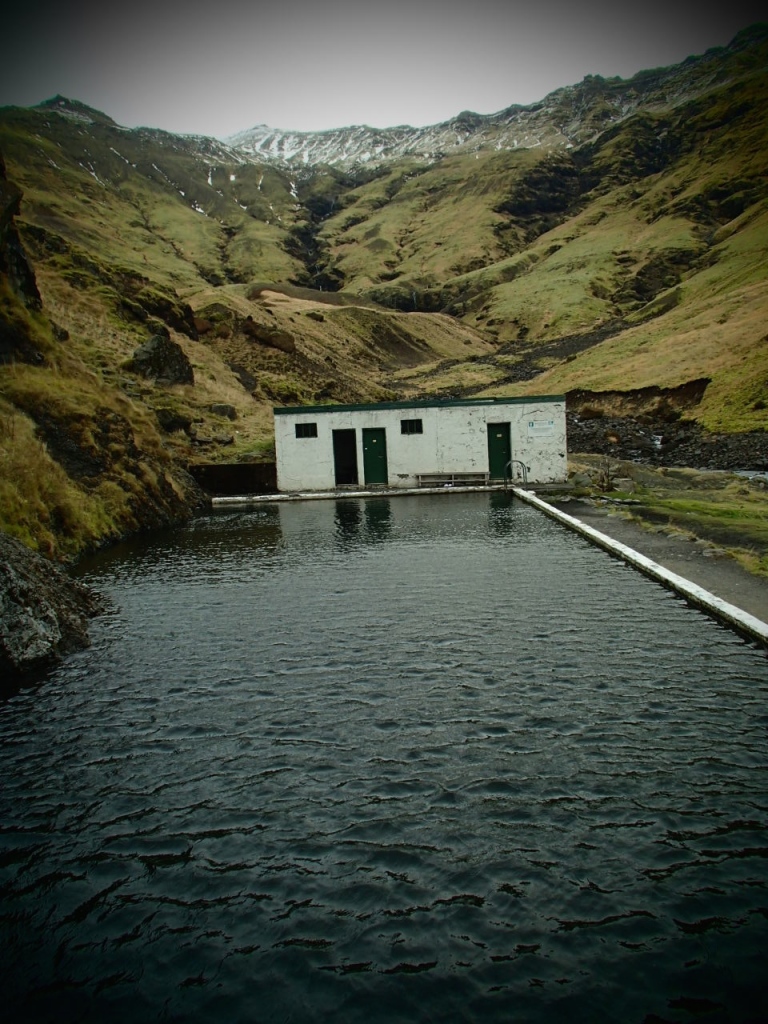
[{"x1": 504, "y1": 460, "x2": 529, "y2": 490}]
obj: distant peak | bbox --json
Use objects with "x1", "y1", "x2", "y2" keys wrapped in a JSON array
[{"x1": 36, "y1": 95, "x2": 117, "y2": 126}]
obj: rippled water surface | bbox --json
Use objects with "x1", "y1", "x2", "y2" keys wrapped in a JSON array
[{"x1": 2, "y1": 493, "x2": 768, "y2": 1023}]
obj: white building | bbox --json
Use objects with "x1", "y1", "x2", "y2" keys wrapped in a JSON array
[{"x1": 274, "y1": 396, "x2": 567, "y2": 492}]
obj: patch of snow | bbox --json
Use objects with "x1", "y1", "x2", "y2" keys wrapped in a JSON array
[
  {"x1": 79, "y1": 161, "x2": 106, "y2": 186},
  {"x1": 56, "y1": 108, "x2": 94, "y2": 125},
  {"x1": 109, "y1": 147, "x2": 131, "y2": 165}
]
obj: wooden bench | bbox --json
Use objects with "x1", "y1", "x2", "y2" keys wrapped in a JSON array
[{"x1": 416, "y1": 472, "x2": 490, "y2": 488}]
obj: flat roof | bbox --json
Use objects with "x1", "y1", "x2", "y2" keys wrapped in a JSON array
[{"x1": 274, "y1": 395, "x2": 565, "y2": 416}]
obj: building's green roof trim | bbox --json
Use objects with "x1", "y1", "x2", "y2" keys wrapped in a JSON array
[{"x1": 274, "y1": 395, "x2": 566, "y2": 416}]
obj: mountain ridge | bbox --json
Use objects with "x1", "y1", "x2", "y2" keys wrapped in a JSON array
[
  {"x1": 0, "y1": 24, "x2": 766, "y2": 560},
  {"x1": 29, "y1": 23, "x2": 768, "y2": 173},
  {"x1": 226, "y1": 23, "x2": 768, "y2": 168}
]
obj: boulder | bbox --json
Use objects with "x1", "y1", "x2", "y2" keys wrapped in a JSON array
[
  {"x1": 210, "y1": 403, "x2": 237, "y2": 421},
  {"x1": 241, "y1": 316, "x2": 296, "y2": 354},
  {"x1": 126, "y1": 333, "x2": 194, "y2": 385},
  {"x1": 193, "y1": 316, "x2": 214, "y2": 335},
  {"x1": 155, "y1": 407, "x2": 193, "y2": 433},
  {"x1": 612, "y1": 477, "x2": 635, "y2": 492},
  {"x1": 0, "y1": 532, "x2": 108, "y2": 685}
]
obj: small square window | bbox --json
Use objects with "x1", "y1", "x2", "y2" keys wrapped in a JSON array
[
  {"x1": 295, "y1": 422, "x2": 318, "y2": 438},
  {"x1": 401, "y1": 419, "x2": 423, "y2": 435}
]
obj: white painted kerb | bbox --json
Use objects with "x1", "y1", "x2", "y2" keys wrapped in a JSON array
[{"x1": 512, "y1": 488, "x2": 768, "y2": 646}]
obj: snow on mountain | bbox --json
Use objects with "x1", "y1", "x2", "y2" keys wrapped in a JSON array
[
  {"x1": 226, "y1": 113, "x2": 565, "y2": 169},
  {"x1": 225, "y1": 30, "x2": 761, "y2": 170}
]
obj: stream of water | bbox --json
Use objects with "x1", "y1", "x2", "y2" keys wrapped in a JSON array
[{"x1": 1, "y1": 492, "x2": 767, "y2": 1022}]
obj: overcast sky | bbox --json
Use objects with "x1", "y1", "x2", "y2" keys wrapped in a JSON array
[{"x1": 1, "y1": 1, "x2": 765, "y2": 139}]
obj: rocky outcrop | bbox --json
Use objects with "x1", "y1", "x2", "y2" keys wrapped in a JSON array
[
  {"x1": 241, "y1": 316, "x2": 296, "y2": 353},
  {"x1": 0, "y1": 155, "x2": 41, "y2": 311},
  {"x1": 0, "y1": 532, "x2": 108, "y2": 686},
  {"x1": 0, "y1": 155, "x2": 46, "y2": 366},
  {"x1": 119, "y1": 282, "x2": 199, "y2": 339},
  {"x1": 125, "y1": 330, "x2": 195, "y2": 384},
  {"x1": 567, "y1": 411, "x2": 768, "y2": 470},
  {"x1": 564, "y1": 380, "x2": 746, "y2": 468}
]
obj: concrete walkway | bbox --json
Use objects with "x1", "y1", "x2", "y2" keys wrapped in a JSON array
[{"x1": 522, "y1": 492, "x2": 768, "y2": 644}]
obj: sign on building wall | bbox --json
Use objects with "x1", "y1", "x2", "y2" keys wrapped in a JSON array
[{"x1": 527, "y1": 419, "x2": 555, "y2": 436}]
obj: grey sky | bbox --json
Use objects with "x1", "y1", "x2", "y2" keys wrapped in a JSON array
[{"x1": 1, "y1": 1, "x2": 765, "y2": 138}]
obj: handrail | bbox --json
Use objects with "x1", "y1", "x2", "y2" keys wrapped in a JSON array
[{"x1": 504, "y1": 460, "x2": 529, "y2": 490}]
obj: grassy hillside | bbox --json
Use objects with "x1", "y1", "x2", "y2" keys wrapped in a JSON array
[
  {"x1": 0, "y1": 113, "x2": 496, "y2": 556},
  {"x1": 339, "y1": 66, "x2": 768, "y2": 432},
  {"x1": 0, "y1": 28, "x2": 766, "y2": 560},
  {"x1": 315, "y1": 150, "x2": 538, "y2": 293}
]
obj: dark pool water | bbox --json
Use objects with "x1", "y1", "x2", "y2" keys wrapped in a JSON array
[{"x1": 2, "y1": 493, "x2": 768, "y2": 1023}]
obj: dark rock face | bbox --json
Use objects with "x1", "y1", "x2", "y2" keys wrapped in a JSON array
[
  {"x1": 567, "y1": 413, "x2": 768, "y2": 470},
  {"x1": 0, "y1": 533, "x2": 108, "y2": 686},
  {"x1": 0, "y1": 155, "x2": 41, "y2": 311},
  {"x1": 126, "y1": 333, "x2": 194, "y2": 385},
  {"x1": 564, "y1": 381, "x2": 768, "y2": 471},
  {"x1": 0, "y1": 155, "x2": 46, "y2": 366},
  {"x1": 155, "y1": 407, "x2": 193, "y2": 433},
  {"x1": 32, "y1": 412, "x2": 108, "y2": 479}
]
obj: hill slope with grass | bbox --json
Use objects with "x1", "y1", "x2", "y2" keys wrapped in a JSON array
[{"x1": 0, "y1": 24, "x2": 766, "y2": 560}]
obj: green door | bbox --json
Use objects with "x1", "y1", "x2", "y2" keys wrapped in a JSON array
[
  {"x1": 487, "y1": 422, "x2": 511, "y2": 480},
  {"x1": 362, "y1": 428, "x2": 388, "y2": 485}
]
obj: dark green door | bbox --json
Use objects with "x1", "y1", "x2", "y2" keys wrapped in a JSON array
[
  {"x1": 362, "y1": 428, "x2": 388, "y2": 485},
  {"x1": 487, "y1": 422, "x2": 511, "y2": 480}
]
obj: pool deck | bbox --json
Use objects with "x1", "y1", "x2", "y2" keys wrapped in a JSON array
[
  {"x1": 212, "y1": 486, "x2": 768, "y2": 646},
  {"x1": 513, "y1": 489, "x2": 768, "y2": 647}
]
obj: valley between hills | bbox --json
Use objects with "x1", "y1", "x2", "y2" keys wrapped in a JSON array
[{"x1": 0, "y1": 23, "x2": 767, "y2": 569}]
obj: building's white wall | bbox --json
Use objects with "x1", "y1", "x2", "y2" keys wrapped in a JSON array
[
  {"x1": 512, "y1": 402, "x2": 568, "y2": 483},
  {"x1": 274, "y1": 399, "x2": 567, "y2": 491},
  {"x1": 274, "y1": 410, "x2": 343, "y2": 492}
]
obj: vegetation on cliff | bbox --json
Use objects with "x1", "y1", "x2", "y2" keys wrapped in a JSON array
[{"x1": 0, "y1": 25, "x2": 766, "y2": 563}]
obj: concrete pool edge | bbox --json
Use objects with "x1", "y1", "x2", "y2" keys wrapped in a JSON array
[
  {"x1": 212, "y1": 484, "x2": 506, "y2": 503},
  {"x1": 513, "y1": 487, "x2": 768, "y2": 647}
]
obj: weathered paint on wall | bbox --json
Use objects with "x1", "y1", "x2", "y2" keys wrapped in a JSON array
[{"x1": 274, "y1": 397, "x2": 567, "y2": 492}]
